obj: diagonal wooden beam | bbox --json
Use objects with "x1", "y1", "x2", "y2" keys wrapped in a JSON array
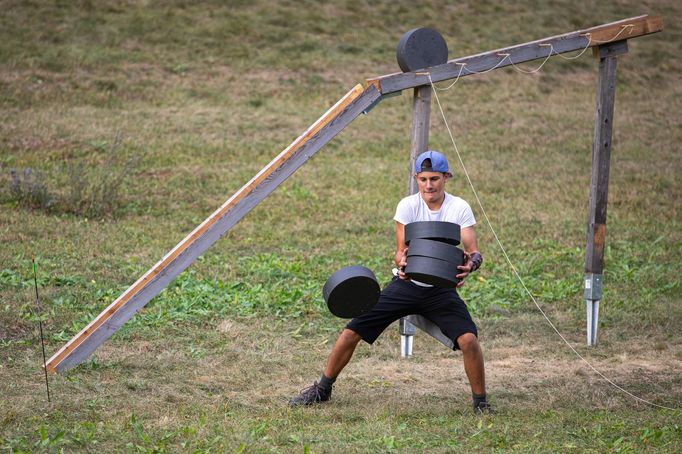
[
  {"x1": 46, "y1": 83, "x2": 382, "y2": 373},
  {"x1": 366, "y1": 15, "x2": 662, "y2": 95}
]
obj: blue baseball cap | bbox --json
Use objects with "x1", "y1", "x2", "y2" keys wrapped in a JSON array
[{"x1": 415, "y1": 150, "x2": 452, "y2": 177}]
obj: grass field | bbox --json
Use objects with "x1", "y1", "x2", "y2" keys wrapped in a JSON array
[{"x1": 1, "y1": 0, "x2": 681, "y2": 452}]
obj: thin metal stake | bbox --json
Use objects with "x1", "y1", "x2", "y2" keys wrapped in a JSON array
[
  {"x1": 584, "y1": 273, "x2": 603, "y2": 346},
  {"x1": 32, "y1": 257, "x2": 51, "y2": 403},
  {"x1": 586, "y1": 300, "x2": 600, "y2": 346}
]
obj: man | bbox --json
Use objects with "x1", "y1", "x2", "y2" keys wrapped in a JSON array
[{"x1": 289, "y1": 150, "x2": 491, "y2": 414}]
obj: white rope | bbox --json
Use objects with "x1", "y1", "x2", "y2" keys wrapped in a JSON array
[
  {"x1": 589, "y1": 23, "x2": 635, "y2": 44},
  {"x1": 506, "y1": 47, "x2": 554, "y2": 74},
  {"x1": 431, "y1": 24, "x2": 636, "y2": 90},
  {"x1": 552, "y1": 39, "x2": 593, "y2": 61},
  {"x1": 553, "y1": 24, "x2": 633, "y2": 62},
  {"x1": 461, "y1": 54, "x2": 510, "y2": 75},
  {"x1": 426, "y1": 72, "x2": 679, "y2": 412},
  {"x1": 433, "y1": 63, "x2": 466, "y2": 91},
  {"x1": 430, "y1": 55, "x2": 509, "y2": 92}
]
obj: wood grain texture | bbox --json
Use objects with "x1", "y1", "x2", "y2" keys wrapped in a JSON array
[
  {"x1": 367, "y1": 15, "x2": 662, "y2": 94},
  {"x1": 593, "y1": 39, "x2": 629, "y2": 59},
  {"x1": 46, "y1": 83, "x2": 382, "y2": 373},
  {"x1": 400, "y1": 83, "x2": 457, "y2": 352},
  {"x1": 585, "y1": 49, "x2": 618, "y2": 274},
  {"x1": 407, "y1": 85, "x2": 432, "y2": 195},
  {"x1": 587, "y1": 15, "x2": 662, "y2": 44},
  {"x1": 399, "y1": 85, "x2": 431, "y2": 348}
]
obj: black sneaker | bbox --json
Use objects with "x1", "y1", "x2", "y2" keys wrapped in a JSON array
[
  {"x1": 288, "y1": 382, "x2": 331, "y2": 407},
  {"x1": 473, "y1": 401, "x2": 494, "y2": 415}
]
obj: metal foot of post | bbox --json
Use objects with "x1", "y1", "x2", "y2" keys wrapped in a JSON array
[
  {"x1": 584, "y1": 274, "x2": 603, "y2": 346},
  {"x1": 399, "y1": 318, "x2": 417, "y2": 357},
  {"x1": 586, "y1": 299, "x2": 600, "y2": 346},
  {"x1": 400, "y1": 335, "x2": 413, "y2": 357}
]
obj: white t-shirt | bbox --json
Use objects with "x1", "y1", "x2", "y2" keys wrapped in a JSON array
[
  {"x1": 393, "y1": 192, "x2": 476, "y2": 287},
  {"x1": 394, "y1": 192, "x2": 476, "y2": 227}
]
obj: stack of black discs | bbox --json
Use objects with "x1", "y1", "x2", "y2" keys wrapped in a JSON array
[
  {"x1": 404, "y1": 221, "x2": 464, "y2": 288},
  {"x1": 323, "y1": 265, "x2": 380, "y2": 319}
]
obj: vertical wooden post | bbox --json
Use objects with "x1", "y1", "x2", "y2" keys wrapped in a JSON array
[
  {"x1": 584, "y1": 40, "x2": 628, "y2": 346},
  {"x1": 407, "y1": 85, "x2": 432, "y2": 194},
  {"x1": 400, "y1": 85, "x2": 431, "y2": 357},
  {"x1": 400, "y1": 84, "x2": 456, "y2": 355}
]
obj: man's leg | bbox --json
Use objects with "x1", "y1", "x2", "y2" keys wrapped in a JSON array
[
  {"x1": 324, "y1": 328, "x2": 363, "y2": 378},
  {"x1": 457, "y1": 332, "x2": 485, "y2": 394},
  {"x1": 457, "y1": 332, "x2": 491, "y2": 413},
  {"x1": 290, "y1": 278, "x2": 415, "y2": 407},
  {"x1": 289, "y1": 329, "x2": 362, "y2": 406}
]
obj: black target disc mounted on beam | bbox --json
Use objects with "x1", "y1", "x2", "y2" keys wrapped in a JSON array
[{"x1": 396, "y1": 28, "x2": 449, "y2": 73}]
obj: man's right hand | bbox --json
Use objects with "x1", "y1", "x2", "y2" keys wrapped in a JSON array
[{"x1": 397, "y1": 247, "x2": 410, "y2": 280}]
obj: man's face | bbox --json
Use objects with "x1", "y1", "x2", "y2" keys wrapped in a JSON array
[{"x1": 416, "y1": 171, "x2": 448, "y2": 205}]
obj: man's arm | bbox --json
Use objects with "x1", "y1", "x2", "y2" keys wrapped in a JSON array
[
  {"x1": 456, "y1": 226, "x2": 482, "y2": 287},
  {"x1": 394, "y1": 221, "x2": 410, "y2": 280}
]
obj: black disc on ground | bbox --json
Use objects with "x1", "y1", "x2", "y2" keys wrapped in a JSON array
[
  {"x1": 404, "y1": 221, "x2": 461, "y2": 246},
  {"x1": 407, "y1": 238, "x2": 464, "y2": 264},
  {"x1": 323, "y1": 265, "x2": 380, "y2": 319},
  {"x1": 404, "y1": 254, "x2": 463, "y2": 288},
  {"x1": 396, "y1": 28, "x2": 449, "y2": 73}
]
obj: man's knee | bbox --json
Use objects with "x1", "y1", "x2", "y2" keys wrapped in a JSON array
[
  {"x1": 340, "y1": 328, "x2": 362, "y2": 345},
  {"x1": 457, "y1": 332, "x2": 479, "y2": 352}
]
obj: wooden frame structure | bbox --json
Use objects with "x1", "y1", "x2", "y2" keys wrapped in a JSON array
[{"x1": 46, "y1": 15, "x2": 662, "y2": 373}]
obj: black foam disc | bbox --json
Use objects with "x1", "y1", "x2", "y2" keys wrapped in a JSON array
[
  {"x1": 404, "y1": 221, "x2": 461, "y2": 246},
  {"x1": 323, "y1": 265, "x2": 380, "y2": 319},
  {"x1": 407, "y1": 238, "x2": 464, "y2": 264},
  {"x1": 396, "y1": 28, "x2": 449, "y2": 73},
  {"x1": 404, "y1": 254, "x2": 464, "y2": 288}
]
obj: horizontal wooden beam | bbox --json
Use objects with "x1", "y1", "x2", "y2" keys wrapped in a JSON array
[
  {"x1": 46, "y1": 83, "x2": 382, "y2": 373},
  {"x1": 366, "y1": 15, "x2": 662, "y2": 94}
]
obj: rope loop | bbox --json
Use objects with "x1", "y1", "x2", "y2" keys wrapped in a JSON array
[{"x1": 431, "y1": 22, "x2": 638, "y2": 91}]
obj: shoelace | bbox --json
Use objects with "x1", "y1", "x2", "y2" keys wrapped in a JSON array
[
  {"x1": 298, "y1": 382, "x2": 324, "y2": 402},
  {"x1": 474, "y1": 401, "x2": 494, "y2": 415}
]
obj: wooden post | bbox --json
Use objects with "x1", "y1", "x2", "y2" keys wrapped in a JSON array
[
  {"x1": 407, "y1": 85, "x2": 432, "y2": 195},
  {"x1": 584, "y1": 40, "x2": 628, "y2": 346},
  {"x1": 400, "y1": 85, "x2": 430, "y2": 357},
  {"x1": 400, "y1": 84, "x2": 459, "y2": 354}
]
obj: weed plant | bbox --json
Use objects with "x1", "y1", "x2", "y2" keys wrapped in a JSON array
[
  {"x1": 6, "y1": 167, "x2": 55, "y2": 209},
  {"x1": 2, "y1": 133, "x2": 138, "y2": 219},
  {"x1": 60, "y1": 133, "x2": 140, "y2": 218}
]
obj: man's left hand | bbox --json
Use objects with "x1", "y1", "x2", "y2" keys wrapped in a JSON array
[
  {"x1": 455, "y1": 255, "x2": 474, "y2": 288},
  {"x1": 456, "y1": 251, "x2": 482, "y2": 288}
]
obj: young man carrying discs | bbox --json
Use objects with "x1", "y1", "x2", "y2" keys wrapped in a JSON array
[{"x1": 289, "y1": 150, "x2": 490, "y2": 414}]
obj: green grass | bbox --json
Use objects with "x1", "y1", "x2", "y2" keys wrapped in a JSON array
[{"x1": 1, "y1": 0, "x2": 681, "y2": 451}]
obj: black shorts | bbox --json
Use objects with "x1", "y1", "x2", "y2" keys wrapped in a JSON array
[{"x1": 346, "y1": 277, "x2": 478, "y2": 350}]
